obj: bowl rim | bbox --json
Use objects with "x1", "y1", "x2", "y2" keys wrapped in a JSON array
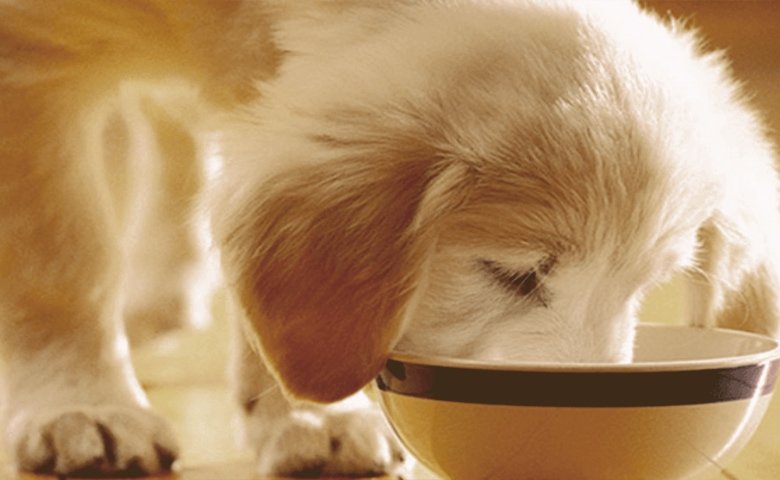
[{"x1": 387, "y1": 323, "x2": 780, "y2": 373}]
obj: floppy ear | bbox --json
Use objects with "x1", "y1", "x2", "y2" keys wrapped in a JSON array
[
  {"x1": 687, "y1": 215, "x2": 780, "y2": 338},
  {"x1": 217, "y1": 156, "x2": 461, "y2": 402}
]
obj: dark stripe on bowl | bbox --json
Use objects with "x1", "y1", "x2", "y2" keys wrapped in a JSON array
[{"x1": 376, "y1": 359, "x2": 779, "y2": 407}]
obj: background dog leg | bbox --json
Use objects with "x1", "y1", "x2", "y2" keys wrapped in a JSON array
[
  {"x1": 119, "y1": 96, "x2": 217, "y2": 346},
  {"x1": 229, "y1": 303, "x2": 405, "y2": 478}
]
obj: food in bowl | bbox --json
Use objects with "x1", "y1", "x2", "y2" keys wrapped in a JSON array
[{"x1": 376, "y1": 324, "x2": 780, "y2": 480}]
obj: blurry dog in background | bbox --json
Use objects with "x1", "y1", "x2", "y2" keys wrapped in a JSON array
[{"x1": 1, "y1": 0, "x2": 778, "y2": 477}]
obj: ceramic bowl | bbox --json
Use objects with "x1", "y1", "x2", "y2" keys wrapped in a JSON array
[{"x1": 376, "y1": 324, "x2": 780, "y2": 480}]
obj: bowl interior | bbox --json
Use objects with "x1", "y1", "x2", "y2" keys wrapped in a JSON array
[
  {"x1": 388, "y1": 323, "x2": 780, "y2": 372},
  {"x1": 633, "y1": 323, "x2": 778, "y2": 363}
]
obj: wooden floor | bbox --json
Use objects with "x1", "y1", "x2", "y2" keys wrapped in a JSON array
[{"x1": 1, "y1": 1, "x2": 779, "y2": 479}]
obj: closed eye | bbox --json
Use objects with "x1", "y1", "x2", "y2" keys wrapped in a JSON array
[
  {"x1": 478, "y1": 258, "x2": 553, "y2": 305},
  {"x1": 480, "y1": 260, "x2": 539, "y2": 295}
]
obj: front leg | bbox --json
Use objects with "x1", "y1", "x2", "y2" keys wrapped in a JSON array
[
  {"x1": 230, "y1": 311, "x2": 405, "y2": 477},
  {"x1": 0, "y1": 8, "x2": 184, "y2": 474},
  {"x1": 0, "y1": 165, "x2": 179, "y2": 476}
]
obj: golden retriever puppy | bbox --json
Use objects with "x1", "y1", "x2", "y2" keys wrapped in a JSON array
[{"x1": 1, "y1": 0, "x2": 778, "y2": 477}]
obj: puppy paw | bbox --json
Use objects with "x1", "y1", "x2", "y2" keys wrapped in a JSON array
[
  {"x1": 252, "y1": 408, "x2": 404, "y2": 477},
  {"x1": 7, "y1": 404, "x2": 178, "y2": 477}
]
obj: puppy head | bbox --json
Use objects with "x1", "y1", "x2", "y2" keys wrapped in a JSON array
[{"x1": 215, "y1": 0, "x2": 780, "y2": 401}]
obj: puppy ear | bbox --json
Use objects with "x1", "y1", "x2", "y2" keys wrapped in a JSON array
[
  {"x1": 687, "y1": 216, "x2": 780, "y2": 337},
  {"x1": 217, "y1": 156, "x2": 462, "y2": 402}
]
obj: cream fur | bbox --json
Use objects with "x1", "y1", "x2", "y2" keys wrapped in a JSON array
[{"x1": 1, "y1": 0, "x2": 778, "y2": 477}]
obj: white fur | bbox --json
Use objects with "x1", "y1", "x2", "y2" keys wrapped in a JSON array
[{"x1": 1, "y1": 0, "x2": 778, "y2": 477}]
